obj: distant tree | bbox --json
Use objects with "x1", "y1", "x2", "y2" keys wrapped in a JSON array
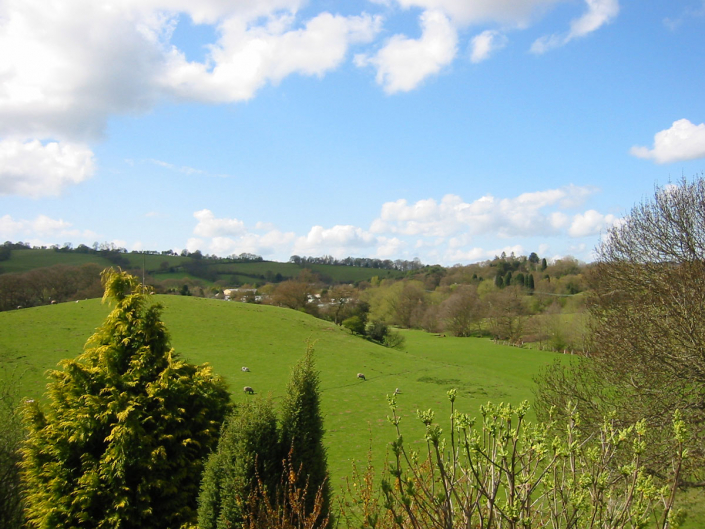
[
  {"x1": 514, "y1": 272, "x2": 525, "y2": 287},
  {"x1": 486, "y1": 286, "x2": 527, "y2": 342},
  {"x1": 271, "y1": 280, "x2": 312, "y2": 311},
  {"x1": 441, "y1": 285, "x2": 482, "y2": 337},
  {"x1": 279, "y1": 345, "x2": 331, "y2": 520},
  {"x1": 342, "y1": 315, "x2": 366, "y2": 335},
  {"x1": 198, "y1": 398, "x2": 280, "y2": 529},
  {"x1": 540, "y1": 258, "x2": 547, "y2": 271},
  {"x1": 527, "y1": 273, "x2": 535, "y2": 290},
  {"x1": 528, "y1": 251, "x2": 539, "y2": 265},
  {"x1": 504, "y1": 271, "x2": 513, "y2": 287},
  {"x1": 494, "y1": 274, "x2": 504, "y2": 288},
  {"x1": 21, "y1": 269, "x2": 231, "y2": 529}
]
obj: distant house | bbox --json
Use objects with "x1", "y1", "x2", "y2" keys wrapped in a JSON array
[{"x1": 223, "y1": 288, "x2": 257, "y2": 302}]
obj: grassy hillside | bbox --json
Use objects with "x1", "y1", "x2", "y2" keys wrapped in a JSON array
[
  {"x1": 2, "y1": 297, "x2": 703, "y2": 525},
  {"x1": 0, "y1": 248, "x2": 405, "y2": 285},
  {"x1": 0, "y1": 297, "x2": 556, "y2": 482}
]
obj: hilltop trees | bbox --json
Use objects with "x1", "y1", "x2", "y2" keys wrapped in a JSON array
[
  {"x1": 537, "y1": 177, "x2": 705, "y2": 482},
  {"x1": 21, "y1": 269, "x2": 231, "y2": 529}
]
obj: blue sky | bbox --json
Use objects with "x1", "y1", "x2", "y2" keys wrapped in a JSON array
[{"x1": 1, "y1": 0, "x2": 704, "y2": 265}]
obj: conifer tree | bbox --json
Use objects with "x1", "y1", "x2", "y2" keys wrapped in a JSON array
[
  {"x1": 527, "y1": 273, "x2": 535, "y2": 290},
  {"x1": 279, "y1": 344, "x2": 331, "y2": 519},
  {"x1": 198, "y1": 398, "x2": 280, "y2": 529},
  {"x1": 21, "y1": 269, "x2": 231, "y2": 529}
]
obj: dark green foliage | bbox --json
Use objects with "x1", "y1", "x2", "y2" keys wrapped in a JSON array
[
  {"x1": 541, "y1": 257, "x2": 547, "y2": 271},
  {"x1": 514, "y1": 272, "x2": 525, "y2": 287},
  {"x1": 21, "y1": 269, "x2": 231, "y2": 529},
  {"x1": 279, "y1": 345, "x2": 331, "y2": 520},
  {"x1": 198, "y1": 398, "x2": 280, "y2": 529},
  {"x1": 527, "y1": 273, "x2": 535, "y2": 290},
  {"x1": 494, "y1": 274, "x2": 504, "y2": 288},
  {"x1": 504, "y1": 271, "x2": 512, "y2": 286},
  {"x1": 0, "y1": 371, "x2": 24, "y2": 529},
  {"x1": 341, "y1": 315, "x2": 365, "y2": 335}
]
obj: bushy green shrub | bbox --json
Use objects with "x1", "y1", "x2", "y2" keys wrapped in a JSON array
[
  {"x1": 198, "y1": 398, "x2": 280, "y2": 529},
  {"x1": 21, "y1": 269, "x2": 231, "y2": 529},
  {"x1": 280, "y1": 344, "x2": 331, "y2": 519}
]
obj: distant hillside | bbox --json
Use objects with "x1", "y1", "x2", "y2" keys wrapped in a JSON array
[
  {"x1": 0, "y1": 246, "x2": 406, "y2": 286},
  {"x1": 0, "y1": 295, "x2": 559, "y2": 482}
]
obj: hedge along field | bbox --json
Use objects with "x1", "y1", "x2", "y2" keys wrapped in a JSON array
[{"x1": 0, "y1": 296, "x2": 560, "y2": 486}]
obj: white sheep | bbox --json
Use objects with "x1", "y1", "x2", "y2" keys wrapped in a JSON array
[
  {"x1": 242, "y1": 367, "x2": 250, "y2": 372},
  {"x1": 394, "y1": 388, "x2": 401, "y2": 395},
  {"x1": 357, "y1": 373, "x2": 366, "y2": 381},
  {"x1": 243, "y1": 386, "x2": 254, "y2": 394}
]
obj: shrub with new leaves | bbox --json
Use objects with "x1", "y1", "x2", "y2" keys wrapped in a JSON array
[
  {"x1": 21, "y1": 269, "x2": 231, "y2": 529},
  {"x1": 340, "y1": 391, "x2": 687, "y2": 529}
]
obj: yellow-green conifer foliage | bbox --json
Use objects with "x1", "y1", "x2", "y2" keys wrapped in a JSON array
[{"x1": 21, "y1": 269, "x2": 231, "y2": 529}]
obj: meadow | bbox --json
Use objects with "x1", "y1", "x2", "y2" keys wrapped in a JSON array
[
  {"x1": 0, "y1": 296, "x2": 557, "y2": 484},
  {"x1": 3, "y1": 295, "x2": 704, "y2": 526}
]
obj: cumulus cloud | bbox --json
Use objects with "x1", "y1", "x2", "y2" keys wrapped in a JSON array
[
  {"x1": 531, "y1": 0, "x2": 619, "y2": 53},
  {"x1": 630, "y1": 119, "x2": 705, "y2": 164},
  {"x1": 568, "y1": 209, "x2": 618, "y2": 237},
  {"x1": 0, "y1": 213, "x2": 95, "y2": 240},
  {"x1": 293, "y1": 225, "x2": 377, "y2": 256},
  {"x1": 447, "y1": 244, "x2": 525, "y2": 263},
  {"x1": 0, "y1": 139, "x2": 95, "y2": 197},
  {"x1": 391, "y1": 0, "x2": 563, "y2": 26},
  {"x1": 370, "y1": 185, "x2": 599, "y2": 239},
  {"x1": 470, "y1": 30, "x2": 507, "y2": 63},
  {"x1": 355, "y1": 10, "x2": 457, "y2": 93},
  {"x1": 163, "y1": 11, "x2": 382, "y2": 103},
  {"x1": 193, "y1": 209, "x2": 246, "y2": 237}
]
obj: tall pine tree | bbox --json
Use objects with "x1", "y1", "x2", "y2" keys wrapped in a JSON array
[
  {"x1": 198, "y1": 398, "x2": 280, "y2": 529},
  {"x1": 279, "y1": 344, "x2": 331, "y2": 519},
  {"x1": 22, "y1": 269, "x2": 231, "y2": 529}
]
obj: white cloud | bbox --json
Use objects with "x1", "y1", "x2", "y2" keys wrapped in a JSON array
[
  {"x1": 0, "y1": 0, "x2": 165, "y2": 141},
  {"x1": 371, "y1": 185, "x2": 598, "y2": 239},
  {"x1": 0, "y1": 139, "x2": 95, "y2": 197},
  {"x1": 469, "y1": 30, "x2": 507, "y2": 63},
  {"x1": 531, "y1": 0, "x2": 619, "y2": 53},
  {"x1": 0, "y1": 213, "x2": 96, "y2": 241},
  {"x1": 193, "y1": 209, "x2": 246, "y2": 237},
  {"x1": 447, "y1": 244, "x2": 524, "y2": 263},
  {"x1": 568, "y1": 209, "x2": 618, "y2": 237},
  {"x1": 630, "y1": 119, "x2": 705, "y2": 164},
  {"x1": 293, "y1": 225, "x2": 377, "y2": 256},
  {"x1": 355, "y1": 10, "x2": 457, "y2": 93},
  {"x1": 163, "y1": 12, "x2": 381, "y2": 103},
  {"x1": 391, "y1": 0, "x2": 562, "y2": 26}
]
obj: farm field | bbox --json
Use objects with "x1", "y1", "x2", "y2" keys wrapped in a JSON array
[
  {"x1": 0, "y1": 296, "x2": 556, "y2": 480},
  {"x1": 1, "y1": 297, "x2": 702, "y2": 526}
]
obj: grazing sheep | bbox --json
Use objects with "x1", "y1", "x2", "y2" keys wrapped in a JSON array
[
  {"x1": 50, "y1": 300, "x2": 57, "y2": 305},
  {"x1": 394, "y1": 388, "x2": 401, "y2": 395},
  {"x1": 243, "y1": 386, "x2": 254, "y2": 394},
  {"x1": 242, "y1": 367, "x2": 250, "y2": 372},
  {"x1": 357, "y1": 373, "x2": 366, "y2": 381}
]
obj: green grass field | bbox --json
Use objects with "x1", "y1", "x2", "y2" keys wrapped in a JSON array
[
  {"x1": 0, "y1": 297, "x2": 555, "y2": 481},
  {"x1": 1, "y1": 297, "x2": 702, "y2": 524}
]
